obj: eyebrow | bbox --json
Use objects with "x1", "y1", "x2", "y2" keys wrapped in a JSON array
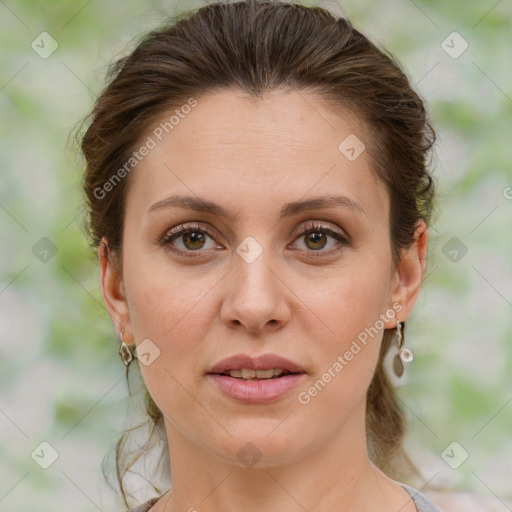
[{"x1": 147, "y1": 194, "x2": 366, "y2": 221}]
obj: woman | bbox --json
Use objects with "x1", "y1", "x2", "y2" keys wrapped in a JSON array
[{"x1": 80, "y1": 1, "x2": 441, "y2": 510}]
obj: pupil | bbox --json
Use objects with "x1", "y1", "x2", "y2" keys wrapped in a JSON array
[
  {"x1": 307, "y1": 232, "x2": 326, "y2": 250},
  {"x1": 185, "y1": 231, "x2": 205, "y2": 249}
]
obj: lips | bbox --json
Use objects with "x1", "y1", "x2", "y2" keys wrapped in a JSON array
[
  {"x1": 207, "y1": 372, "x2": 306, "y2": 403},
  {"x1": 207, "y1": 353, "x2": 306, "y2": 375}
]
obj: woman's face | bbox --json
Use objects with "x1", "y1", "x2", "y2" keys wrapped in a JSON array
[{"x1": 101, "y1": 89, "x2": 427, "y2": 468}]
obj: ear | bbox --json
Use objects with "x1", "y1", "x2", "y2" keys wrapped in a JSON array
[
  {"x1": 98, "y1": 237, "x2": 133, "y2": 345},
  {"x1": 385, "y1": 220, "x2": 429, "y2": 327}
]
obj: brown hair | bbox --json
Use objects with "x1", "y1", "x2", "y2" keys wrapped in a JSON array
[{"x1": 80, "y1": 0, "x2": 436, "y2": 507}]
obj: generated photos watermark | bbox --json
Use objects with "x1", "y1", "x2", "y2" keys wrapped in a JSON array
[
  {"x1": 297, "y1": 302, "x2": 403, "y2": 405},
  {"x1": 93, "y1": 97, "x2": 198, "y2": 200}
]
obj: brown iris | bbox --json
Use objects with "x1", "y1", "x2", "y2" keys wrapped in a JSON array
[
  {"x1": 183, "y1": 230, "x2": 206, "y2": 250},
  {"x1": 305, "y1": 231, "x2": 327, "y2": 250}
]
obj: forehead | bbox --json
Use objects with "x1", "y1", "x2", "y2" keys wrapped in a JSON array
[
  {"x1": 125, "y1": 89, "x2": 388, "y2": 223},
  {"x1": 154, "y1": 89, "x2": 366, "y2": 154}
]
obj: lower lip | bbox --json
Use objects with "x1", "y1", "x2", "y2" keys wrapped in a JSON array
[{"x1": 207, "y1": 373, "x2": 306, "y2": 403}]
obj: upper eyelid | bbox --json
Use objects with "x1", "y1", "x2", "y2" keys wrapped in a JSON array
[{"x1": 165, "y1": 221, "x2": 221, "y2": 241}]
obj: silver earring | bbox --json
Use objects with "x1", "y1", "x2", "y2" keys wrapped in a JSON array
[
  {"x1": 119, "y1": 328, "x2": 134, "y2": 367},
  {"x1": 383, "y1": 318, "x2": 414, "y2": 387}
]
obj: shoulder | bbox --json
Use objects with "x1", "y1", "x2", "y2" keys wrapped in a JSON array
[
  {"x1": 402, "y1": 483, "x2": 512, "y2": 512},
  {"x1": 400, "y1": 483, "x2": 443, "y2": 512},
  {"x1": 422, "y1": 489, "x2": 512, "y2": 512}
]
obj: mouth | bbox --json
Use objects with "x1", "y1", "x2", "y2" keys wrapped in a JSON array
[
  {"x1": 207, "y1": 352, "x2": 307, "y2": 376},
  {"x1": 207, "y1": 371, "x2": 306, "y2": 403},
  {"x1": 211, "y1": 368, "x2": 302, "y2": 380},
  {"x1": 206, "y1": 354, "x2": 307, "y2": 403}
]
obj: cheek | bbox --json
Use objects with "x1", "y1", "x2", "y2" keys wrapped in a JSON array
[
  {"x1": 123, "y1": 260, "x2": 216, "y2": 422},
  {"x1": 307, "y1": 261, "x2": 390, "y2": 348},
  {"x1": 298, "y1": 262, "x2": 390, "y2": 402},
  {"x1": 124, "y1": 247, "x2": 214, "y2": 340},
  {"x1": 123, "y1": 249, "x2": 220, "y2": 381}
]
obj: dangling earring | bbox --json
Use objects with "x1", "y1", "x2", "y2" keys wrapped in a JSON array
[
  {"x1": 118, "y1": 328, "x2": 134, "y2": 367},
  {"x1": 383, "y1": 317, "x2": 414, "y2": 387}
]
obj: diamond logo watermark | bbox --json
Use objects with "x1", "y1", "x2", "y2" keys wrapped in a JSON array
[
  {"x1": 236, "y1": 442, "x2": 262, "y2": 468},
  {"x1": 136, "y1": 338, "x2": 161, "y2": 366},
  {"x1": 31, "y1": 441, "x2": 59, "y2": 469},
  {"x1": 441, "y1": 441, "x2": 469, "y2": 469},
  {"x1": 31, "y1": 32, "x2": 58, "y2": 59},
  {"x1": 441, "y1": 32, "x2": 469, "y2": 59},
  {"x1": 32, "y1": 237, "x2": 58, "y2": 263},
  {"x1": 442, "y1": 236, "x2": 468, "y2": 263},
  {"x1": 338, "y1": 134, "x2": 365, "y2": 161},
  {"x1": 236, "y1": 236, "x2": 263, "y2": 264}
]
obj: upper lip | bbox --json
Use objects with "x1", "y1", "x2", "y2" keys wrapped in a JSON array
[{"x1": 207, "y1": 353, "x2": 306, "y2": 374}]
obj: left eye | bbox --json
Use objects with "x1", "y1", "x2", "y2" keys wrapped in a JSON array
[
  {"x1": 159, "y1": 222, "x2": 348, "y2": 257},
  {"x1": 293, "y1": 223, "x2": 349, "y2": 253}
]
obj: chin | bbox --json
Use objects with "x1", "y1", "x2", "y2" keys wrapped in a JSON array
[{"x1": 206, "y1": 418, "x2": 311, "y2": 468}]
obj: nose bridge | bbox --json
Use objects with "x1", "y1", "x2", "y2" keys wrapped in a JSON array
[
  {"x1": 222, "y1": 233, "x2": 287, "y2": 331},
  {"x1": 234, "y1": 233, "x2": 279, "y2": 299}
]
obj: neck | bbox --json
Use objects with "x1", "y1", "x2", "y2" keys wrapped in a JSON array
[{"x1": 155, "y1": 410, "x2": 404, "y2": 512}]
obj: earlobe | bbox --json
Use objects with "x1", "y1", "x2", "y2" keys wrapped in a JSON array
[
  {"x1": 388, "y1": 221, "x2": 429, "y2": 326},
  {"x1": 98, "y1": 237, "x2": 131, "y2": 340}
]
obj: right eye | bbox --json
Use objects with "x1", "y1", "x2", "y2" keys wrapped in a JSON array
[{"x1": 159, "y1": 223, "x2": 223, "y2": 257}]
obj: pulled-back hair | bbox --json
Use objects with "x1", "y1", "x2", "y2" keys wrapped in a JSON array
[{"x1": 80, "y1": 0, "x2": 436, "y2": 507}]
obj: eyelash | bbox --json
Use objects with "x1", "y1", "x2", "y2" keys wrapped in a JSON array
[{"x1": 158, "y1": 221, "x2": 349, "y2": 259}]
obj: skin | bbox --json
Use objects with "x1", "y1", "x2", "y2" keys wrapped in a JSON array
[{"x1": 99, "y1": 89, "x2": 428, "y2": 512}]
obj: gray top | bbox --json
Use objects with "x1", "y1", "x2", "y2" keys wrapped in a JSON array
[
  {"x1": 401, "y1": 483, "x2": 443, "y2": 511},
  {"x1": 127, "y1": 483, "x2": 442, "y2": 511}
]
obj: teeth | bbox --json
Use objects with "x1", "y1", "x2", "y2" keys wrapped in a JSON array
[
  {"x1": 241, "y1": 368, "x2": 256, "y2": 379},
  {"x1": 227, "y1": 368, "x2": 286, "y2": 379}
]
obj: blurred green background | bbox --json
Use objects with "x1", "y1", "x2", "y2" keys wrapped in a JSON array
[{"x1": 0, "y1": 0, "x2": 510, "y2": 511}]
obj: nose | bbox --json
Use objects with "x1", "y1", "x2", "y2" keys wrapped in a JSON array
[{"x1": 220, "y1": 250, "x2": 290, "y2": 334}]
